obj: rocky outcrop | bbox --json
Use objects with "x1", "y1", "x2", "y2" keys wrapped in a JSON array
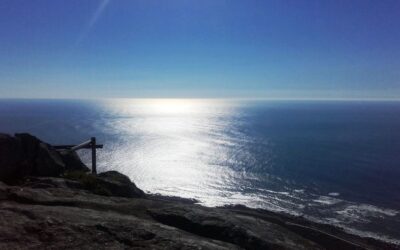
[
  {"x1": 59, "y1": 150, "x2": 90, "y2": 172},
  {"x1": 0, "y1": 133, "x2": 65, "y2": 182},
  {"x1": 0, "y1": 182, "x2": 237, "y2": 249},
  {"x1": 34, "y1": 142, "x2": 65, "y2": 177},
  {"x1": 0, "y1": 133, "x2": 89, "y2": 183},
  {"x1": 96, "y1": 171, "x2": 145, "y2": 198},
  {"x1": 0, "y1": 133, "x2": 26, "y2": 181},
  {"x1": 63, "y1": 170, "x2": 146, "y2": 198},
  {"x1": 0, "y1": 177, "x2": 396, "y2": 249},
  {"x1": 0, "y1": 133, "x2": 397, "y2": 249}
]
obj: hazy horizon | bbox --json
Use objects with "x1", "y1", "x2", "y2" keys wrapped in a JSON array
[{"x1": 1, "y1": 96, "x2": 400, "y2": 102}]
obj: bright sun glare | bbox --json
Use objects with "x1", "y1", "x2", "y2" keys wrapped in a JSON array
[{"x1": 105, "y1": 98, "x2": 223, "y2": 116}]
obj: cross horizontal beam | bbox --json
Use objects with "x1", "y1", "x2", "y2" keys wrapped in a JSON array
[
  {"x1": 53, "y1": 137, "x2": 102, "y2": 174},
  {"x1": 53, "y1": 144, "x2": 103, "y2": 150}
]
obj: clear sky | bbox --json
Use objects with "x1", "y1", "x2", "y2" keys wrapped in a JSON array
[{"x1": 0, "y1": 0, "x2": 399, "y2": 99}]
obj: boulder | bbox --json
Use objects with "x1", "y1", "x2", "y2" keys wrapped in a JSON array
[{"x1": 96, "y1": 171, "x2": 145, "y2": 198}]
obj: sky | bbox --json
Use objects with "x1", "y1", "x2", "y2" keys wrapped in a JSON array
[{"x1": 0, "y1": 0, "x2": 399, "y2": 99}]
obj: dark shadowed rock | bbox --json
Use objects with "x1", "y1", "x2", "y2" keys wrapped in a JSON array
[
  {"x1": 62, "y1": 170, "x2": 146, "y2": 198},
  {"x1": 59, "y1": 150, "x2": 90, "y2": 172},
  {"x1": 148, "y1": 193, "x2": 199, "y2": 204},
  {"x1": 14, "y1": 133, "x2": 41, "y2": 161},
  {"x1": 96, "y1": 171, "x2": 146, "y2": 198},
  {"x1": 23, "y1": 177, "x2": 85, "y2": 190},
  {"x1": 0, "y1": 133, "x2": 26, "y2": 182},
  {"x1": 0, "y1": 133, "x2": 65, "y2": 182},
  {"x1": 35, "y1": 142, "x2": 65, "y2": 177}
]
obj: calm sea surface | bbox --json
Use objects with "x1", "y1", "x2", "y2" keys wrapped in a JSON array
[{"x1": 0, "y1": 99, "x2": 399, "y2": 243}]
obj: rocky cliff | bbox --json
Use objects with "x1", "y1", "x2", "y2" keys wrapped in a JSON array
[{"x1": 0, "y1": 133, "x2": 397, "y2": 249}]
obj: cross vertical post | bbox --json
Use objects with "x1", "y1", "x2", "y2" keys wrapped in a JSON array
[{"x1": 91, "y1": 137, "x2": 97, "y2": 174}]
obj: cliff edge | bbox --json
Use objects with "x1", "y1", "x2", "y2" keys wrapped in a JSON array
[{"x1": 0, "y1": 133, "x2": 397, "y2": 249}]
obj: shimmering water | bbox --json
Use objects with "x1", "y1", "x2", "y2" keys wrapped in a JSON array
[{"x1": 0, "y1": 98, "x2": 399, "y2": 244}]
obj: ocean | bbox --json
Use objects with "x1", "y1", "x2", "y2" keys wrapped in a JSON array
[{"x1": 0, "y1": 98, "x2": 399, "y2": 244}]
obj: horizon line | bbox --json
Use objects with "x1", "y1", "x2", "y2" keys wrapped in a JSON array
[{"x1": 0, "y1": 97, "x2": 399, "y2": 102}]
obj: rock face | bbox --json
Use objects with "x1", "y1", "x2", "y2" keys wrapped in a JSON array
[
  {"x1": 59, "y1": 150, "x2": 90, "y2": 172},
  {"x1": 0, "y1": 133, "x2": 26, "y2": 181},
  {"x1": 35, "y1": 142, "x2": 65, "y2": 177},
  {"x1": 0, "y1": 133, "x2": 90, "y2": 183},
  {"x1": 0, "y1": 133, "x2": 65, "y2": 182}
]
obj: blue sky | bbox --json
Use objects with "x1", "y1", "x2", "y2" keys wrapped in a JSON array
[{"x1": 0, "y1": 0, "x2": 399, "y2": 99}]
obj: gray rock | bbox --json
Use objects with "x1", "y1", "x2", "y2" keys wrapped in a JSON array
[
  {"x1": 0, "y1": 178, "x2": 395, "y2": 250},
  {"x1": 148, "y1": 205, "x2": 322, "y2": 250},
  {"x1": 0, "y1": 181, "x2": 238, "y2": 250},
  {"x1": 0, "y1": 201, "x2": 238, "y2": 250}
]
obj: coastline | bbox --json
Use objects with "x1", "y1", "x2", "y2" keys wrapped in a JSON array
[{"x1": 0, "y1": 133, "x2": 398, "y2": 249}]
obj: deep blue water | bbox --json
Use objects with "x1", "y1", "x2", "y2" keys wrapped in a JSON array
[{"x1": 0, "y1": 99, "x2": 399, "y2": 243}]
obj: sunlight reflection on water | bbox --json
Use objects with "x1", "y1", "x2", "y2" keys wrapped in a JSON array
[
  {"x1": 96, "y1": 99, "x2": 253, "y2": 206},
  {"x1": 73, "y1": 98, "x2": 400, "y2": 244},
  {"x1": 1, "y1": 98, "x2": 399, "y2": 243}
]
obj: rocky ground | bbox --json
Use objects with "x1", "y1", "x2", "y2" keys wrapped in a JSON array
[{"x1": 0, "y1": 133, "x2": 398, "y2": 249}]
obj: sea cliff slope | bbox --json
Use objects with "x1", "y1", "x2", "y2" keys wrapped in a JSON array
[{"x1": 0, "y1": 133, "x2": 397, "y2": 249}]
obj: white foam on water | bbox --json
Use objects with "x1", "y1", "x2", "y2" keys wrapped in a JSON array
[
  {"x1": 342, "y1": 227, "x2": 400, "y2": 246},
  {"x1": 312, "y1": 196, "x2": 342, "y2": 205},
  {"x1": 338, "y1": 204, "x2": 398, "y2": 217},
  {"x1": 303, "y1": 213, "x2": 400, "y2": 246}
]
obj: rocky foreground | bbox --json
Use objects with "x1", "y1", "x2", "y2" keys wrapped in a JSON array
[{"x1": 0, "y1": 133, "x2": 397, "y2": 249}]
